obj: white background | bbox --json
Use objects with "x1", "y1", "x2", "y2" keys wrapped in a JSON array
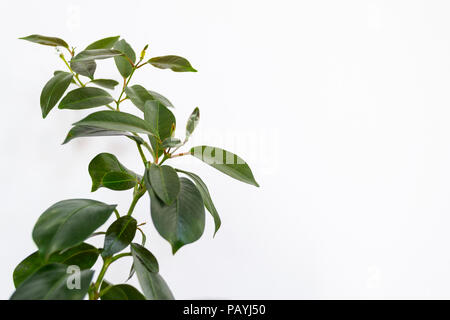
[{"x1": 1, "y1": 0, "x2": 450, "y2": 299}]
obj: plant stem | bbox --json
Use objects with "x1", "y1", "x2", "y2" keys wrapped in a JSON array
[
  {"x1": 59, "y1": 54, "x2": 85, "y2": 87},
  {"x1": 92, "y1": 252, "x2": 132, "y2": 299},
  {"x1": 136, "y1": 142, "x2": 147, "y2": 164},
  {"x1": 127, "y1": 188, "x2": 145, "y2": 216}
]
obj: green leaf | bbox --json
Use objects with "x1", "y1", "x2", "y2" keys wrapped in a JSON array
[
  {"x1": 88, "y1": 152, "x2": 140, "y2": 192},
  {"x1": 102, "y1": 172, "x2": 140, "y2": 191},
  {"x1": 162, "y1": 137, "x2": 182, "y2": 148},
  {"x1": 63, "y1": 125, "x2": 144, "y2": 145},
  {"x1": 114, "y1": 39, "x2": 136, "y2": 78},
  {"x1": 176, "y1": 169, "x2": 221, "y2": 236},
  {"x1": 186, "y1": 107, "x2": 199, "y2": 140},
  {"x1": 125, "y1": 85, "x2": 174, "y2": 111},
  {"x1": 143, "y1": 100, "x2": 176, "y2": 140},
  {"x1": 71, "y1": 49, "x2": 123, "y2": 62},
  {"x1": 144, "y1": 100, "x2": 176, "y2": 158},
  {"x1": 73, "y1": 110, "x2": 157, "y2": 136},
  {"x1": 48, "y1": 243, "x2": 99, "y2": 269},
  {"x1": 54, "y1": 71, "x2": 76, "y2": 84},
  {"x1": 20, "y1": 34, "x2": 69, "y2": 49},
  {"x1": 147, "y1": 164, "x2": 180, "y2": 205},
  {"x1": 86, "y1": 36, "x2": 120, "y2": 50},
  {"x1": 148, "y1": 90, "x2": 174, "y2": 109},
  {"x1": 190, "y1": 146, "x2": 259, "y2": 187},
  {"x1": 100, "y1": 282, "x2": 145, "y2": 300},
  {"x1": 32, "y1": 199, "x2": 116, "y2": 259},
  {"x1": 58, "y1": 87, "x2": 114, "y2": 110},
  {"x1": 90, "y1": 79, "x2": 120, "y2": 90},
  {"x1": 130, "y1": 244, "x2": 173, "y2": 300},
  {"x1": 148, "y1": 55, "x2": 197, "y2": 72},
  {"x1": 102, "y1": 216, "x2": 137, "y2": 257},
  {"x1": 10, "y1": 263, "x2": 93, "y2": 300},
  {"x1": 40, "y1": 72, "x2": 73, "y2": 118},
  {"x1": 70, "y1": 59, "x2": 96, "y2": 79},
  {"x1": 130, "y1": 243, "x2": 159, "y2": 273},
  {"x1": 13, "y1": 243, "x2": 99, "y2": 288},
  {"x1": 147, "y1": 177, "x2": 205, "y2": 254}
]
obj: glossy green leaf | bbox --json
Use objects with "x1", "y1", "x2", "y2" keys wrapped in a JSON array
[
  {"x1": 147, "y1": 164, "x2": 180, "y2": 205},
  {"x1": 131, "y1": 244, "x2": 173, "y2": 300},
  {"x1": 130, "y1": 243, "x2": 159, "y2": 273},
  {"x1": 176, "y1": 169, "x2": 221, "y2": 236},
  {"x1": 10, "y1": 263, "x2": 93, "y2": 300},
  {"x1": 162, "y1": 137, "x2": 182, "y2": 148},
  {"x1": 190, "y1": 146, "x2": 259, "y2": 187},
  {"x1": 143, "y1": 100, "x2": 176, "y2": 140},
  {"x1": 90, "y1": 79, "x2": 120, "y2": 90},
  {"x1": 114, "y1": 39, "x2": 136, "y2": 78},
  {"x1": 20, "y1": 34, "x2": 69, "y2": 49},
  {"x1": 74, "y1": 110, "x2": 157, "y2": 137},
  {"x1": 100, "y1": 281, "x2": 145, "y2": 300},
  {"x1": 13, "y1": 243, "x2": 99, "y2": 288},
  {"x1": 88, "y1": 152, "x2": 140, "y2": 192},
  {"x1": 54, "y1": 71, "x2": 76, "y2": 84},
  {"x1": 63, "y1": 125, "x2": 144, "y2": 145},
  {"x1": 102, "y1": 216, "x2": 137, "y2": 257},
  {"x1": 148, "y1": 90, "x2": 174, "y2": 109},
  {"x1": 186, "y1": 107, "x2": 199, "y2": 140},
  {"x1": 71, "y1": 49, "x2": 123, "y2": 62},
  {"x1": 144, "y1": 100, "x2": 176, "y2": 158},
  {"x1": 86, "y1": 36, "x2": 120, "y2": 50},
  {"x1": 32, "y1": 199, "x2": 116, "y2": 259},
  {"x1": 125, "y1": 85, "x2": 174, "y2": 111},
  {"x1": 70, "y1": 59, "x2": 96, "y2": 79},
  {"x1": 40, "y1": 72, "x2": 73, "y2": 118},
  {"x1": 147, "y1": 177, "x2": 205, "y2": 254},
  {"x1": 148, "y1": 55, "x2": 197, "y2": 72},
  {"x1": 58, "y1": 87, "x2": 114, "y2": 110}
]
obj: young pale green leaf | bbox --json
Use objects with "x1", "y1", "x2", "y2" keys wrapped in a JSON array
[
  {"x1": 13, "y1": 243, "x2": 99, "y2": 288},
  {"x1": 176, "y1": 169, "x2": 221, "y2": 236},
  {"x1": 102, "y1": 216, "x2": 137, "y2": 258},
  {"x1": 162, "y1": 137, "x2": 182, "y2": 148},
  {"x1": 58, "y1": 87, "x2": 114, "y2": 110},
  {"x1": 89, "y1": 79, "x2": 120, "y2": 90},
  {"x1": 20, "y1": 34, "x2": 69, "y2": 49},
  {"x1": 130, "y1": 243, "x2": 173, "y2": 300},
  {"x1": 147, "y1": 164, "x2": 180, "y2": 205},
  {"x1": 70, "y1": 59, "x2": 96, "y2": 79},
  {"x1": 114, "y1": 39, "x2": 136, "y2": 78},
  {"x1": 125, "y1": 85, "x2": 174, "y2": 111},
  {"x1": 130, "y1": 243, "x2": 159, "y2": 273},
  {"x1": 73, "y1": 110, "x2": 157, "y2": 136},
  {"x1": 40, "y1": 72, "x2": 73, "y2": 118},
  {"x1": 10, "y1": 263, "x2": 94, "y2": 300},
  {"x1": 148, "y1": 55, "x2": 197, "y2": 72},
  {"x1": 32, "y1": 199, "x2": 116, "y2": 259},
  {"x1": 190, "y1": 146, "x2": 260, "y2": 187},
  {"x1": 71, "y1": 49, "x2": 123, "y2": 62},
  {"x1": 186, "y1": 107, "x2": 199, "y2": 140},
  {"x1": 88, "y1": 152, "x2": 140, "y2": 192},
  {"x1": 100, "y1": 282, "x2": 146, "y2": 300},
  {"x1": 86, "y1": 36, "x2": 120, "y2": 50},
  {"x1": 63, "y1": 125, "x2": 144, "y2": 145},
  {"x1": 147, "y1": 177, "x2": 205, "y2": 254}
]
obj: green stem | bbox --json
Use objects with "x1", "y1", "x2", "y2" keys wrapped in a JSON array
[
  {"x1": 127, "y1": 189, "x2": 145, "y2": 216},
  {"x1": 59, "y1": 54, "x2": 85, "y2": 87},
  {"x1": 136, "y1": 142, "x2": 147, "y2": 164}
]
